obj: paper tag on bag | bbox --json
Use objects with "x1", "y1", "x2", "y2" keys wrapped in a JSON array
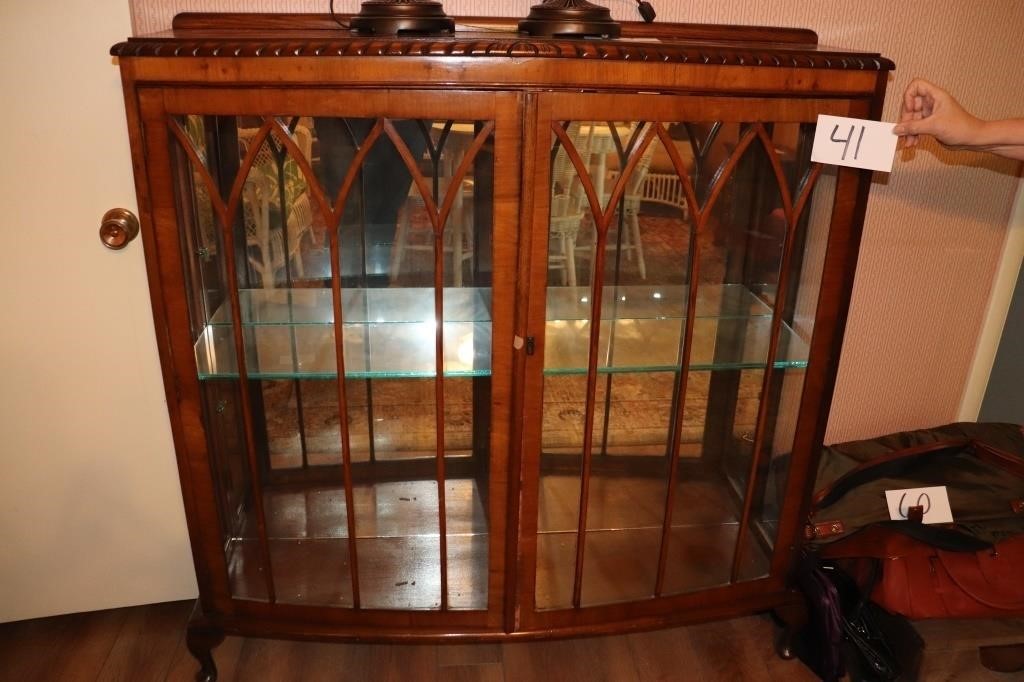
[
  {"x1": 811, "y1": 115, "x2": 897, "y2": 173},
  {"x1": 884, "y1": 486, "x2": 954, "y2": 524}
]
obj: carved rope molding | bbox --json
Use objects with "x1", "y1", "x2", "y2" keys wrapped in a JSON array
[{"x1": 110, "y1": 37, "x2": 894, "y2": 70}]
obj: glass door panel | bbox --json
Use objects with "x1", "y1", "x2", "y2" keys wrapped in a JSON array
[
  {"x1": 169, "y1": 110, "x2": 497, "y2": 612},
  {"x1": 740, "y1": 164, "x2": 839, "y2": 581},
  {"x1": 539, "y1": 120, "x2": 697, "y2": 608},
  {"x1": 534, "y1": 112, "x2": 830, "y2": 610}
]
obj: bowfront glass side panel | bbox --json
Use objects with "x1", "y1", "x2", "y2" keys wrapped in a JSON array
[
  {"x1": 536, "y1": 119, "x2": 831, "y2": 610},
  {"x1": 747, "y1": 164, "x2": 839, "y2": 566},
  {"x1": 171, "y1": 114, "x2": 495, "y2": 610}
]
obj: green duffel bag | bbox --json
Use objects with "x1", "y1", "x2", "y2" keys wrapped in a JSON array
[{"x1": 804, "y1": 422, "x2": 1024, "y2": 551}]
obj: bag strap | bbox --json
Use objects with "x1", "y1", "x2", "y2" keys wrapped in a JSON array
[
  {"x1": 817, "y1": 522, "x2": 992, "y2": 557},
  {"x1": 972, "y1": 441, "x2": 1024, "y2": 478},
  {"x1": 812, "y1": 438, "x2": 1024, "y2": 510},
  {"x1": 813, "y1": 439, "x2": 971, "y2": 509},
  {"x1": 893, "y1": 521, "x2": 992, "y2": 552}
]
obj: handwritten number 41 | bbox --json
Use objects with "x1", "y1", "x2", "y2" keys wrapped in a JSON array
[{"x1": 831, "y1": 124, "x2": 867, "y2": 161}]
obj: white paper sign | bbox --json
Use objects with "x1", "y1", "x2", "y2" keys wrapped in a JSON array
[
  {"x1": 811, "y1": 115, "x2": 897, "y2": 173},
  {"x1": 884, "y1": 486, "x2": 954, "y2": 524}
]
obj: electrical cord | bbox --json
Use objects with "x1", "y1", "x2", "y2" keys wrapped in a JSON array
[
  {"x1": 329, "y1": 0, "x2": 350, "y2": 30},
  {"x1": 635, "y1": 0, "x2": 657, "y2": 23},
  {"x1": 604, "y1": 0, "x2": 658, "y2": 23}
]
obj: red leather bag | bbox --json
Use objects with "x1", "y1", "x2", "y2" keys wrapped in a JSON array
[{"x1": 843, "y1": 531, "x2": 1024, "y2": 619}]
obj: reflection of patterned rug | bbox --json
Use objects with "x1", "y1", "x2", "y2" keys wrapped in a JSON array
[
  {"x1": 263, "y1": 378, "x2": 476, "y2": 468},
  {"x1": 541, "y1": 371, "x2": 762, "y2": 456},
  {"x1": 262, "y1": 369, "x2": 761, "y2": 469},
  {"x1": 262, "y1": 209, "x2": 747, "y2": 468}
]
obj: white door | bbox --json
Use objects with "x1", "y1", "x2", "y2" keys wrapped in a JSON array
[{"x1": 0, "y1": 1, "x2": 196, "y2": 622}]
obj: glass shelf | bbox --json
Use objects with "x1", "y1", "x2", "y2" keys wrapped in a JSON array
[
  {"x1": 209, "y1": 288, "x2": 492, "y2": 326},
  {"x1": 197, "y1": 288, "x2": 492, "y2": 380},
  {"x1": 545, "y1": 284, "x2": 773, "y2": 322},
  {"x1": 544, "y1": 284, "x2": 806, "y2": 374},
  {"x1": 193, "y1": 285, "x2": 807, "y2": 380},
  {"x1": 195, "y1": 320, "x2": 493, "y2": 380},
  {"x1": 543, "y1": 316, "x2": 807, "y2": 375}
]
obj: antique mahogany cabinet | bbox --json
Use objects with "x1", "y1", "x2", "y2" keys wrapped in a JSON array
[{"x1": 111, "y1": 9, "x2": 891, "y2": 680}]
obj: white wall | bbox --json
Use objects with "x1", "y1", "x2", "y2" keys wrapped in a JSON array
[{"x1": 0, "y1": 0, "x2": 197, "y2": 622}]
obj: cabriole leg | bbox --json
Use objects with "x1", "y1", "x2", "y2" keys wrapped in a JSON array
[
  {"x1": 186, "y1": 604, "x2": 225, "y2": 682},
  {"x1": 773, "y1": 597, "x2": 808, "y2": 660}
]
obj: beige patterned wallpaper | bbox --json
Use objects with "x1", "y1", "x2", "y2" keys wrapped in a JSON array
[{"x1": 129, "y1": 1, "x2": 1024, "y2": 444}]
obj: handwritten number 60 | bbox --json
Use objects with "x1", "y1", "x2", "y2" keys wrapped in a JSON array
[
  {"x1": 898, "y1": 492, "x2": 932, "y2": 518},
  {"x1": 830, "y1": 124, "x2": 867, "y2": 161}
]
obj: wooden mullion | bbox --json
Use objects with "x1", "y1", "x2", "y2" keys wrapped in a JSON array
[
  {"x1": 653, "y1": 123, "x2": 706, "y2": 596},
  {"x1": 550, "y1": 121, "x2": 660, "y2": 608},
  {"x1": 318, "y1": 121, "x2": 401, "y2": 612},
  {"x1": 433, "y1": 232, "x2": 450, "y2": 611}
]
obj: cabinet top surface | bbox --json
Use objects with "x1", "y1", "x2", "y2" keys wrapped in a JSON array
[{"x1": 111, "y1": 13, "x2": 893, "y2": 71}]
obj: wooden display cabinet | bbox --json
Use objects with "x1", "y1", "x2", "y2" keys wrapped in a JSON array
[{"x1": 112, "y1": 13, "x2": 891, "y2": 680}]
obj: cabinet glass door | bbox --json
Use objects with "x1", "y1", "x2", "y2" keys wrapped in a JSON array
[
  {"x1": 154, "y1": 91, "x2": 516, "y2": 621},
  {"x1": 525, "y1": 95, "x2": 843, "y2": 614}
]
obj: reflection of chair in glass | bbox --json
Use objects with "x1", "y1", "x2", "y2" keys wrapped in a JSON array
[
  {"x1": 390, "y1": 123, "x2": 479, "y2": 286},
  {"x1": 604, "y1": 144, "x2": 655, "y2": 280},
  {"x1": 549, "y1": 123, "x2": 596, "y2": 287},
  {"x1": 604, "y1": 140, "x2": 693, "y2": 281},
  {"x1": 390, "y1": 176, "x2": 474, "y2": 286},
  {"x1": 238, "y1": 125, "x2": 315, "y2": 287},
  {"x1": 632, "y1": 170, "x2": 690, "y2": 218}
]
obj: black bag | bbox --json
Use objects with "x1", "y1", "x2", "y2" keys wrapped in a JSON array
[
  {"x1": 795, "y1": 554, "x2": 923, "y2": 682},
  {"x1": 794, "y1": 554, "x2": 844, "y2": 680}
]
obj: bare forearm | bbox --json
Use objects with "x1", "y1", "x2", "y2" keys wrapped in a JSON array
[
  {"x1": 894, "y1": 79, "x2": 1024, "y2": 160},
  {"x1": 972, "y1": 119, "x2": 1024, "y2": 160}
]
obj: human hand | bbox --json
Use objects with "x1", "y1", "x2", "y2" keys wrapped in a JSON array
[{"x1": 892, "y1": 79, "x2": 983, "y2": 149}]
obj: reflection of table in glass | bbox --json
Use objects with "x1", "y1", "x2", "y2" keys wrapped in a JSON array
[{"x1": 578, "y1": 123, "x2": 637, "y2": 205}]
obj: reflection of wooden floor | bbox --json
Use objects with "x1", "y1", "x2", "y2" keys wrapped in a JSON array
[
  {"x1": 536, "y1": 475, "x2": 769, "y2": 609},
  {"x1": 232, "y1": 479, "x2": 488, "y2": 610},
  {"x1": 536, "y1": 525, "x2": 769, "y2": 610},
  {"x1": 228, "y1": 475, "x2": 769, "y2": 612},
  {"x1": 228, "y1": 534, "x2": 490, "y2": 610}
]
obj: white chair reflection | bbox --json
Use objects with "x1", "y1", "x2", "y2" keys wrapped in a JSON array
[
  {"x1": 602, "y1": 142, "x2": 655, "y2": 281},
  {"x1": 549, "y1": 122, "x2": 597, "y2": 287},
  {"x1": 391, "y1": 123, "x2": 476, "y2": 286},
  {"x1": 391, "y1": 176, "x2": 474, "y2": 286},
  {"x1": 600, "y1": 128, "x2": 693, "y2": 282},
  {"x1": 238, "y1": 124, "x2": 315, "y2": 287}
]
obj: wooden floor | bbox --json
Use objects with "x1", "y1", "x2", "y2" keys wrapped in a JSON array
[{"x1": 2, "y1": 601, "x2": 1020, "y2": 681}]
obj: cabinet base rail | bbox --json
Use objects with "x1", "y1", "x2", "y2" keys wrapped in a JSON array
[{"x1": 186, "y1": 588, "x2": 805, "y2": 678}]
